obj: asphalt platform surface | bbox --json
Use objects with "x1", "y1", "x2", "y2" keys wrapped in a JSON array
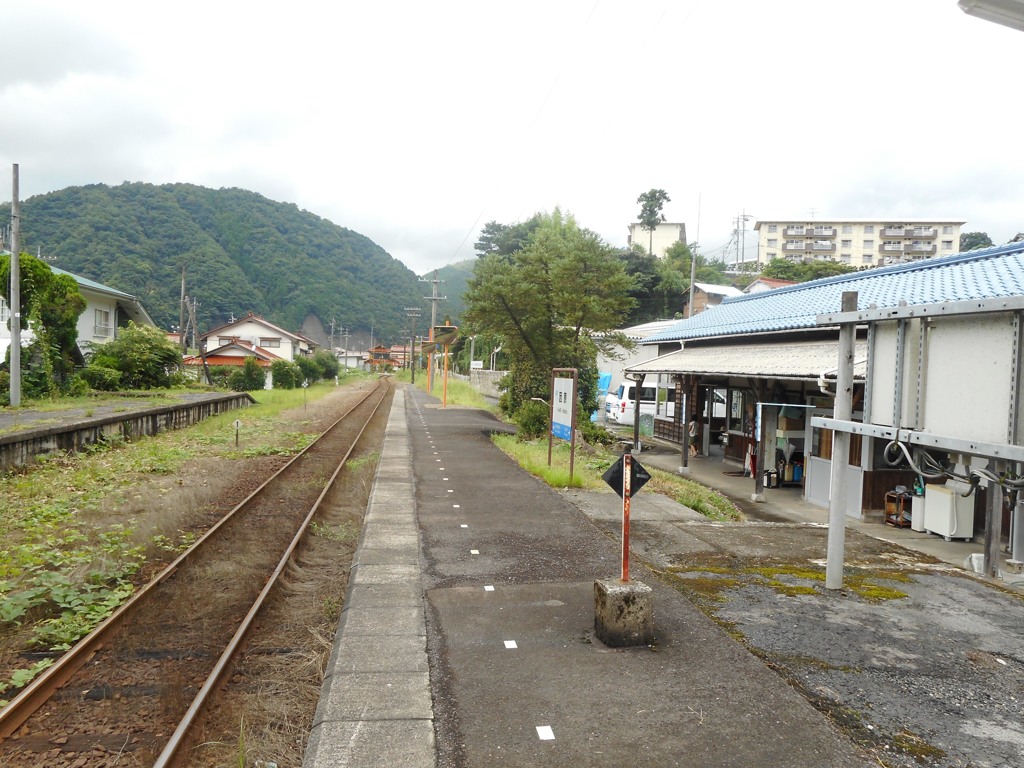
[
  {"x1": 405, "y1": 386, "x2": 1024, "y2": 768},
  {"x1": 405, "y1": 386, "x2": 878, "y2": 768}
]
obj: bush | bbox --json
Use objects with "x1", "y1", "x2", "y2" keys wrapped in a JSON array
[
  {"x1": 89, "y1": 322, "x2": 181, "y2": 389},
  {"x1": 206, "y1": 365, "x2": 234, "y2": 388},
  {"x1": 313, "y1": 350, "x2": 340, "y2": 379},
  {"x1": 80, "y1": 364, "x2": 122, "y2": 391},
  {"x1": 270, "y1": 359, "x2": 301, "y2": 389},
  {"x1": 294, "y1": 355, "x2": 320, "y2": 385},
  {"x1": 578, "y1": 417, "x2": 615, "y2": 446},
  {"x1": 64, "y1": 375, "x2": 91, "y2": 397},
  {"x1": 228, "y1": 357, "x2": 267, "y2": 392},
  {"x1": 513, "y1": 400, "x2": 549, "y2": 440}
]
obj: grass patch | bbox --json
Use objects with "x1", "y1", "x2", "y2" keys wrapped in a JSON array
[
  {"x1": 0, "y1": 380, "x2": 352, "y2": 700},
  {"x1": 491, "y1": 434, "x2": 597, "y2": 489},
  {"x1": 647, "y1": 468, "x2": 741, "y2": 521},
  {"x1": 490, "y1": 435, "x2": 743, "y2": 520},
  {"x1": 405, "y1": 372, "x2": 495, "y2": 411}
]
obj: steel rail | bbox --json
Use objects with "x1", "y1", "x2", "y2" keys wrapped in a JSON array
[
  {"x1": 0, "y1": 378, "x2": 390, "y2": 742},
  {"x1": 154, "y1": 379, "x2": 390, "y2": 766}
]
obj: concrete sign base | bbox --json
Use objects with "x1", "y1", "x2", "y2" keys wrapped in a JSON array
[{"x1": 594, "y1": 578, "x2": 654, "y2": 647}]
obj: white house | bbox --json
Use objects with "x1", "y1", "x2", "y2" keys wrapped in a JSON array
[
  {"x1": 201, "y1": 312, "x2": 313, "y2": 363},
  {"x1": 0, "y1": 263, "x2": 154, "y2": 360}
]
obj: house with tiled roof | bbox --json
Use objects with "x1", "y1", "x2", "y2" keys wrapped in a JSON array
[
  {"x1": 626, "y1": 242, "x2": 1024, "y2": 536},
  {"x1": 201, "y1": 312, "x2": 312, "y2": 363}
]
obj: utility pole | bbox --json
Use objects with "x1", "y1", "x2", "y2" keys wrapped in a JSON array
[
  {"x1": 420, "y1": 269, "x2": 446, "y2": 393},
  {"x1": 9, "y1": 164, "x2": 21, "y2": 407},
  {"x1": 179, "y1": 265, "x2": 187, "y2": 353},
  {"x1": 329, "y1": 317, "x2": 337, "y2": 351},
  {"x1": 186, "y1": 296, "x2": 200, "y2": 351},
  {"x1": 405, "y1": 307, "x2": 421, "y2": 384},
  {"x1": 688, "y1": 192, "x2": 701, "y2": 318}
]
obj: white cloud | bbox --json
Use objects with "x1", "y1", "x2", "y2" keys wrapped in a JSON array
[{"x1": 2, "y1": 0, "x2": 1023, "y2": 274}]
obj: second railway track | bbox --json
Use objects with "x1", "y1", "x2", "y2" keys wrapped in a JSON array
[{"x1": 0, "y1": 377, "x2": 393, "y2": 767}]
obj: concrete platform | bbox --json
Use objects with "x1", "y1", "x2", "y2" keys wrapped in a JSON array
[{"x1": 305, "y1": 387, "x2": 1024, "y2": 767}]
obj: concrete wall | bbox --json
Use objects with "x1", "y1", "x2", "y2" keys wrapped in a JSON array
[
  {"x1": 0, "y1": 393, "x2": 254, "y2": 473},
  {"x1": 469, "y1": 369, "x2": 505, "y2": 398}
]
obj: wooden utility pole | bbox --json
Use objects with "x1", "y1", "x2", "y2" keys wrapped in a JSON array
[
  {"x1": 420, "y1": 270, "x2": 446, "y2": 393},
  {"x1": 9, "y1": 165, "x2": 21, "y2": 407}
]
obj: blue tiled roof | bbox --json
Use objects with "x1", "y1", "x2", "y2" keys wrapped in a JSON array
[{"x1": 644, "y1": 241, "x2": 1024, "y2": 344}]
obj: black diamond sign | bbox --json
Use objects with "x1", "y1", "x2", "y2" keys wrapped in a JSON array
[{"x1": 602, "y1": 454, "x2": 651, "y2": 498}]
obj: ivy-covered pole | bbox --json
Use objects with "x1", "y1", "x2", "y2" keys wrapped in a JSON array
[{"x1": 9, "y1": 164, "x2": 21, "y2": 407}]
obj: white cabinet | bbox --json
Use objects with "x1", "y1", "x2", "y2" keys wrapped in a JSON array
[{"x1": 924, "y1": 483, "x2": 974, "y2": 541}]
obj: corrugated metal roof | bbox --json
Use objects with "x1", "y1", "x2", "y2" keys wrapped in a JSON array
[
  {"x1": 50, "y1": 266, "x2": 136, "y2": 299},
  {"x1": 694, "y1": 282, "x2": 743, "y2": 297},
  {"x1": 627, "y1": 340, "x2": 867, "y2": 381},
  {"x1": 645, "y1": 241, "x2": 1024, "y2": 344}
]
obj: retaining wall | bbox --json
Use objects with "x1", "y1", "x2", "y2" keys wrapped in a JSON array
[{"x1": 0, "y1": 393, "x2": 255, "y2": 474}]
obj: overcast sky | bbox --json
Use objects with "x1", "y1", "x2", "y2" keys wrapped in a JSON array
[{"x1": 2, "y1": 1, "x2": 1022, "y2": 275}]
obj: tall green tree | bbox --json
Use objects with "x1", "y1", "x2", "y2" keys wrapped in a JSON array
[
  {"x1": 759, "y1": 256, "x2": 855, "y2": 282},
  {"x1": 636, "y1": 188, "x2": 671, "y2": 256},
  {"x1": 474, "y1": 215, "x2": 544, "y2": 259},
  {"x1": 959, "y1": 231, "x2": 993, "y2": 252},
  {"x1": 464, "y1": 209, "x2": 634, "y2": 416}
]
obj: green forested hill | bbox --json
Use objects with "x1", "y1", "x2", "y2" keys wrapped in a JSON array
[{"x1": 2, "y1": 182, "x2": 424, "y2": 344}]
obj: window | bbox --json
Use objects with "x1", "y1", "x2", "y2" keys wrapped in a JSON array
[
  {"x1": 767, "y1": 224, "x2": 778, "y2": 233},
  {"x1": 863, "y1": 239, "x2": 874, "y2": 249},
  {"x1": 842, "y1": 225, "x2": 853, "y2": 234},
  {"x1": 94, "y1": 309, "x2": 112, "y2": 338},
  {"x1": 841, "y1": 239, "x2": 852, "y2": 248},
  {"x1": 942, "y1": 225, "x2": 954, "y2": 234},
  {"x1": 863, "y1": 224, "x2": 875, "y2": 234},
  {"x1": 260, "y1": 337, "x2": 281, "y2": 348},
  {"x1": 813, "y1": 427, "x2": 862, "y2": 464},
  {"x1": 813, "y1": 427, "x2": 832, "y2": 460},
  {"x1": 767, "y1": 238, "x2": 777, "y2": 247},
  {"x1": 942, "y1": 240, "x2": 954, "y2": 250},
  {"x1": 0, "y1": 297, "x2": 8, "y2": 324},
  {"x1": 767, "y1": 252, "x2": 777, "y2": 259},
  {"x1": 728, "y1": 389, "x2": 754, "y2": 434},
  {"x1": 840, "y1": 253, "x2": 851, "y2": 263}
]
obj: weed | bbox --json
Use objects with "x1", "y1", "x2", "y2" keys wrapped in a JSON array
[{"x1": 310, "y1": 521, "x2": 359, "y2": 542}]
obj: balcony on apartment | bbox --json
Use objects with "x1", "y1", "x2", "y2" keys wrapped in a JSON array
[
  {"x1": 810, "y1": 241, "x2": 836, "y2": 252},
  {"x1": 880, "y1": 242, "x2": 905, "y2": 253},
  {"x1": 782, "y1": 241, "x2": 806, "y2": 252},
  {"x1": 783, "y1": 226, "x2": 836, "y2": 237},
  {"x1": 906, "y1": 242, "x2": 937, "y2": 255},
  {"x1": 881, "y1": 226, "x2": 937, "y2": 239}
]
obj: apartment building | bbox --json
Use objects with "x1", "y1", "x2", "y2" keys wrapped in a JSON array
[
  {"x1": 753, "y1": 219, "x2": 965, "y2": 269},
  {"x1": 627, "y1": 221, "x2": 687, "y2": 258}
]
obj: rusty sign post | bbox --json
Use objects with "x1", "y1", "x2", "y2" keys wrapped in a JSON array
[{"x1": 602, "y1": 448, "x2": 651, "y2": 582}]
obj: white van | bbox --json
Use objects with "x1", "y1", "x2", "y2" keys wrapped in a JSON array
[{"x1": 609, "y1": 382, "x2": 664, "y2": 424}]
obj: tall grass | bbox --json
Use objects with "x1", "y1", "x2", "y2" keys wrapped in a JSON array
[{"x1": 408, "y1": 374, "x2": 495, "y2": 412}]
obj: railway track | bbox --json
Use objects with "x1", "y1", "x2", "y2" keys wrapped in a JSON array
[{"x1": 0, "y1": 378, "x2": 392, "y2": 767}]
